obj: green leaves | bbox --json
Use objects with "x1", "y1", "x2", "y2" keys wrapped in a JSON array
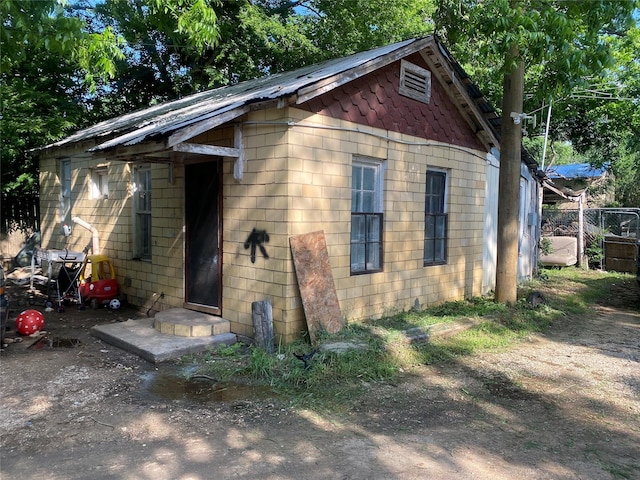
[
  {"x1": 0, "y1": 52, "x2": 83, "y2": 194},
  {"x1": 0, "y1": 0, "x2": 127, "y2": 193},
  {"x1": 308, "y1": 0, "x2": 435, "y2": 56},
  {"x1": 1, "y1": 1, "x2": 122, "y2": 80},
  {"x1": 437, "y1": 0, "x2": 637, "y2": 104},
  {"x1": 149, "y1": 0, "x2": 221, "y2": 51}
]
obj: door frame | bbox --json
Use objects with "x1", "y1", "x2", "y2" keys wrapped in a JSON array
[{"x1": 183, "y1": 157, "x2": 223, "y2": 315}]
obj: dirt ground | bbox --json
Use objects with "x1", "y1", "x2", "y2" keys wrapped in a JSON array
[{"x1": 1, "y1": 275, "x2": 639, "y2": 480}]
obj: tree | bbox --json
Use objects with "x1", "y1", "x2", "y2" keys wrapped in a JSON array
[
  {"x1": 295, "y1": 0, "x2": 435, "y2": 57},
  {"x1": 0, "y1": 0, "x2": 122, "y2": 82},
  {"x1": 2, "y1": 0, "x2": 438, "y2": 194},
  {"x1": 553, "y1": 20, "x2": 640, "y2": 207},
  {"x1": 1, "y1": 0, "x2": 229, "y2": 195},
  {"x1": 86, "y1": 0, "x2": 436, "y2": 118},
  {"x1": 0, "y1": 0, "x2": 123, "y2": 195},
  {"x1": 1, "y1": 51, "x2": 86, "y2": 194},
  {"x1": 86, "y1": 0, "x2": 321, "y2": 117},
  {"x1": 435, "y1": 0, "x2": 638, "y2": 304}
]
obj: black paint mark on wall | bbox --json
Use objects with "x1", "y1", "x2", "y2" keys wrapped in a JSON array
[{"x1": 244, "y1": 229, "x2": 269, "y2": 263}]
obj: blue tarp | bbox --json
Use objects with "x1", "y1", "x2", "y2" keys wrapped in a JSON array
[{"x1": 546, "y1": 163, "x2": 607, "y2": 179}]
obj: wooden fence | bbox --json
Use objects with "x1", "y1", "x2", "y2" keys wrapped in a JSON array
[
  {"x1": 1, "y1": 191, "x2": 40, "y2": 234},
  {"x1": 1, "y1": 191, "x2": 40, "y2": 262}
]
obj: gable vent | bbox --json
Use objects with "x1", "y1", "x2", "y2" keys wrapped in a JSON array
[{"x1": 399, "y1": 60, "x2": 431, "y2": 104}]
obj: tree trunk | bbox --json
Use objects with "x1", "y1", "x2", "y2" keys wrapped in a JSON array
[{"x1": 495, "y1": 47, "x2": 524, "y2": 305}]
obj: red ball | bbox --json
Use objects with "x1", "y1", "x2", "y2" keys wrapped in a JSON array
[{"x1": 15, "y1": 309, "x2": 45, "y2": 336}]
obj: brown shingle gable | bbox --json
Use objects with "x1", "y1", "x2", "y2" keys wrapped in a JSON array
[{"x1": 298, "y1": 58, "x2": 485, "y2": 151}]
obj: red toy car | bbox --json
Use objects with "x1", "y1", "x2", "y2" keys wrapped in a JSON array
[{"x1": 79, "y1": 255, "x2": 119, "y2": 309}]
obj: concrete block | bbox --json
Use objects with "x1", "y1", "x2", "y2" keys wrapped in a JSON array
[
  {"x1": 191, "y1": 324, "x2": 213, "y2": 337},
  {"x1": 173, "y1": 323, "x2": 193, "y2": 337},
  {"x1": 212, "y1": 320, "x2": 230, "y2": 335},
  {"x1": 158, "y1": 321, "x2": 175, "y2": 335}
]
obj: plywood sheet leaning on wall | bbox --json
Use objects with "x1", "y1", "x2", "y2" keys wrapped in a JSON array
[{"x1": 290, "y1": 231, "x2": 343, "y2": 343}]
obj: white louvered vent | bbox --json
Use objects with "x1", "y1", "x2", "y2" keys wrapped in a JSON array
[{"x1": 399, "y1": 60, "x2": 431, "y2": 104}]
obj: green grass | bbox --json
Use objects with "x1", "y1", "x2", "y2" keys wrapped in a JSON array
[{"x1": 180, "y1": 268, "x2": 634, "y2": 409}]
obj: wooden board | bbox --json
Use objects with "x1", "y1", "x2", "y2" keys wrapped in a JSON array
[
  {"x1": 604, "y1": 237, "x2": 638, "y2": 273},
  {"x1": 252, "y1": 299, "x2": 274, "y2": 353},
  {"x1": 289, "y1": 231, "x2": 343, "y2": 343}
]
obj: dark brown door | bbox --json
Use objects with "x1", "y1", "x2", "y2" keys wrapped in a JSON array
[{"x1": 185, "y1": 161, "x2": 221, "y2": 314}]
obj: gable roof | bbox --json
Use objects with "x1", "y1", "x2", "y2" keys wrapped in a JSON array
[{"x1": 44, "y1": 35, "x2": 500, "y2": 155}]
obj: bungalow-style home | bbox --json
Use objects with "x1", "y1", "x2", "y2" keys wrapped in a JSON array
[{"x1": 38, "y1": 35, "x2": 540, "y2": 344}]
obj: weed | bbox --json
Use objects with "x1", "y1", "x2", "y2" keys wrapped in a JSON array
[
  {"x1": 539, "y1": 237, "x2": 553, "y2": 256},
  {"x1": 585, "y1": 229, "x2": 607, "y2": 269},
  {"x1": 180, "y1": 269, "x2": 633, "y2": 410},
  {"x1": 524, "y1": 440, "x2": 541, "y2": 450},
  {"x1": 217, "y1": 342, "x2": 243, "y2": 357}
]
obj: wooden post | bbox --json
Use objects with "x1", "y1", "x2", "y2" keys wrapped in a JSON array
[
  {"x1": 578, "y1": 194, "x2": 585, "y2": 268},
  {"x1": 495, "y1": 46, "x2": 524, "y2": 305},
  {"x1": 252, "y1": 299, "x2": 274, "y2": 353}
]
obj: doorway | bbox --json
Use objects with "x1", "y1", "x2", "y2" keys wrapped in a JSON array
[{"x1": 184, "y1": 161, "x2": 221, "y2": 314}]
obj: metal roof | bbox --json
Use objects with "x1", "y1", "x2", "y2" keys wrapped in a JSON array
[
  {"x1": 43, "y1": 35, "x2": 512, "y2": 165},
  {"x1": 46, "y1": 37, "x2": 437, "y2": 152}
]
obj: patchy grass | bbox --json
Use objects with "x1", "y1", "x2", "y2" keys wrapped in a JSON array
[
  {"x1": 527, "y1": 267, "x2": 632, "y2": 311},
  {"x1": 180, "y1": 268, "x2": 633, "y2": 408}
]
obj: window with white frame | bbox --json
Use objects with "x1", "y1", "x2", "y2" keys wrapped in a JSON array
[
  {"x1": 59, "y1": 159, "x2": 71, "y2": 227},
  {"x1": 133, "y1": 164, "x2": 152, "y2": 260},
  {"x1": 351, "y1": 158, "x2": 384, "y2": 274},
  {"x1": 90, "y1": 165, "x2": 109, "y2": 199},
  {"x1": 424, "y1": 169, "x2": 448, "y2": 266}
]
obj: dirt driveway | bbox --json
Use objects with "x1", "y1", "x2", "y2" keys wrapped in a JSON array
[{"x1": 1, "y1": 277, "x2": 639, "y2": 479}]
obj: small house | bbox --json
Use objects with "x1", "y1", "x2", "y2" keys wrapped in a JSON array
[{"x1": 38, "y1": 36, "x2": 539, "y2": 343}]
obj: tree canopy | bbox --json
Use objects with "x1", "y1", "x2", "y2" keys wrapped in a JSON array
[
  {"x1": 86, "y1": 0, "x2": 435, "y2": 115},
  {"x1": 436, "y1": 1, "x2": 639, "y2": 208},
  {"x1": 1, "y1": 0, "x2": 123, "y2": 193},
  {"x1": 553, "y1": 20, "x2": 640, "y2": 207}
]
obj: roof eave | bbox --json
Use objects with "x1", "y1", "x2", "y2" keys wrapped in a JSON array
[{"x1": 423, "y1": 38, "x2": 500, "y2": 151}]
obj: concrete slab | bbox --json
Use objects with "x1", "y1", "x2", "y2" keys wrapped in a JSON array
[
  {"x1": 319, "y1": 341, "x2": 367, "y2": 354},
  {"x1": 91, "y1": 319, "x2": 236, "y2": 364}
]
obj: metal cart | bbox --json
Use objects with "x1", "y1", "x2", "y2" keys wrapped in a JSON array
[{"x1": 31, "y1": 248, "x2": 86, "y2": 309}]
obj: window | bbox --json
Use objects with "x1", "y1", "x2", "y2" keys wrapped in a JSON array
[
  {"x1": 351, "y1": 159, "x2": 384, "y2": 274},
  {"x1": 133, "y1": 165, "x2": 152, "y2": 260},
  {"x1": 90, "y1": 166, "x2": 109, "y2": 199},
  {"x1": 59, "y1": 159, "x2": 71, "y2": 227},
  {"x1": 399, "y1": 60, "x2": 431, "y2": 104},
  {"x1": 424, "y1": 170, "x2": 448, "y2": 266}
]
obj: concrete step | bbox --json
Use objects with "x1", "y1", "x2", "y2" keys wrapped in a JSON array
[
  {"x1": 91, "y1": 318, "x2": 236, "y2": 363},
  {"x1": 154, "y1": 308, "x2": 230, "y2": 337}
]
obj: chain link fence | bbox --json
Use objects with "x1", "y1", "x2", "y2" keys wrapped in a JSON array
[{"x1": 541, "y1": 207, "x2": 639, "y2": 271}]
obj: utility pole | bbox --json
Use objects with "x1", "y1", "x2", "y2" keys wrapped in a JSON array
[
  {"x1": 494, "y1": 45, "x2": 524, "y2": 305},
  {"x1": 540, "y1": 98, "x2": 552, "y2": 170}
]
